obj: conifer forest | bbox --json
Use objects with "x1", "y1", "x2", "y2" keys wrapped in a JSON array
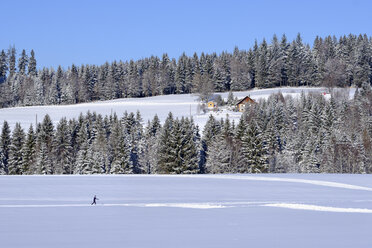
[
  {"x1": 0, "y1": 34, "x2": 371, "y2": 108},
  {"x1": 0, "y1": 33, "x2": 371, "y2": 175}
]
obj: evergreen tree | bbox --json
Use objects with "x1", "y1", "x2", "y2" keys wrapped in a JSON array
[
  {"x1": 0, "y1": 50, "x2": 8, "y2": 83},
  {"x1": 178, "y1": 118, "x2": 199, "y2": 174},
  {"x1": 200, "y1": 115, "x2": 221, "y2": 172},
  {"x1": 156, "y1": 117, "x2": 200, "y2": 174},
  {"x1": 37, "y1": 114, "x2": 55, "y2": 173},
  {"x1": 74, "y1": 122, "x2": 91, "y2": 174},
  {"x1": 279, "y1": 34, "x2": 289, "y2": 86},
  {"x1": 7, "y1": 46, "x2": 16, "y2": 76},
  {"x1": 241, "y1": 121, "x2": 268, "y2": 173},
  {"x1": 227, "y1": 91, "x2": 235, "y2": 106},
  {"x1": 36, "y1": 142, "x2": 52, "y2": 174},
  {"x1": 50, "y1": 66, "x2": 63, "y2": 104},
  {"x1": 255, "y1": 39, "x2": 269, "y2": 88},
  {"x1": 139, "y1": 115, "x2": 161, "y2": 174},
  {"x1": 0, "y1": 121, "x2": 11, "y2": 174},
  {"x1": 202, "y1": 115, "x2": 221, "y2": 147},
  {"x1": 22, "y1": 125, "x2": 36, "y2": 174},
  {"x1": 213, "y1": 68, "x2": 225, "y2": 92},
  {"x1": 8, "y1": 123, "x2": 25, "y2": 174},
  {"x1": 205, "y1": 134, "x2": 232, "y2": 173},
  {"x1": 234, "y1": 117, "x2": 247, "y2": 141},
  {"x1": 18, "y1": 49, "x2": 28, "y2": 75},
  {"x1": 110, "y1": 130, "x2": 132, "y2": 174},
  {"x1": 1, "y1": 33, "x2": 372, "y2": 108},
  {"x1": 267, "y1": 34, "x2": 284, "y2": 87},
  {"x1": 54, "y1": 118, "x2": 73, "y2": 174},
  {"x1": 90, "y1": 114, "x2": 107, "y2": 174},
  {"x1": 28, "y1": 49, "x2": 37, "y2": 76},
  {"x1": 156, "y1": 112, "x2": 175, "y2": 173}
]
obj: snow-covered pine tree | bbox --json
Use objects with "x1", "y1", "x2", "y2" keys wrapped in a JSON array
[
  {"x1": 167, "y1": 118, "x2": 183, "y2": 174},
  {"x1": 139, "y1": 115, "x2": 162, "y2": 174},
  {"x1": 33, "y1": 76, "x2": 45, "y2": 105},
  {"x1": 234, "y1": 116, "x2": 247, "y2": 141},
  {"x1": 90, "y1": 149, "x2": 106, "y2": 174},
  {"x1": 353, "y1": 36, "x2": 371, "y2": 87},
  {"x1": 156, "y1": 112, "x2": 175, "y2": 173},
  {"x1": 202, "y1": 115, "x2": 221, "y2": 147},
  {"x1": 301, "y1": 99, "x2": 324, "y2": 172},
  {"x1": 149, "y1": 114, "x2": 161, "y2": 136},
  {"x1": 221, "y1": 117, "x2": 234, "y2": 138},
  {"x1": 129, "y1": 111, "x2": 144, "y2": 173},
  {"x1": 264, "y1": 118, "x2": 279, "y2": 172},
  {"x1": 227, "y1": 91, "x2": 235, "y2": 106},
  {"x1": 8, "y1": 123, "x2": 25, "y2": 174},
  {"x1": 28, "y1": 50, "x2": 37, "y2": 76},
  {"x1": 54, "y1": 118, "x2": 73, "y2": 174},
  {"x1": 200, "y1": 115, "x2": 222, "y2": 172},
  {"x1": 110, "y1": 130, "x2": 133, "y2": 174},
  {"x1": 0, "y1": 121, "x2": 11, "y2": 174},
  {"x1": 0, "y1": 50, "x2": 8, "y2": 83},
  {"x1": 232, "y1": 116, "x2": 250, "y2": 172},
  {"x1": 255, "y1": 39, "x2": 269, "y2": 88},
  {"x1": 299, "y1": 138, "x2": 320, "y2": 173},
  {"x1": 221, "y1": 52, "x2": 232, "y2": 91},
  {"x1": 205, "y1": 133, "x2": 232, "y2": 173},
  {"x1": 39, "y1": 114, "x2": 55, "y2": 172},
  {"x1": 18, "y1": 49, "x2": 28, "y2": 75},
  {"x1": 90, "y1": 114, "x2": 107, "y2": 174},
  {"x1": 178, "y1": 117, "x2": 199, "y2": 174},
  {"x1": 213, "y1": 68, "x2": 225, "y2": 92},
  {"x1": 7, "y1": 46, "x2": 16, "y2": 76},
  {"x1": 267, "y1": 34, "x2": 284, "y2": 87},
  {"x1": 22, "y1": 125, "x2": 36, "y2": 174},
  {"x1": 75, "y1": 139, "x2": 92, "y2": 174},
  {"x1": 362, "y1": 128, "x2": 372, "y2": 173},
  {"x1": 241, "y1": 121, "x2": 268, "y2": 173},
  {"x1": 74, "y1": 120, "x2": 91, "y2": 174},
  {"x1": 36, "y1": 142, "x2": 52, "y2": 174}
]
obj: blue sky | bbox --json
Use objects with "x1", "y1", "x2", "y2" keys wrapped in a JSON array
[{"x1": 1, "y1": 0, "x2": 371, "y2": 68}]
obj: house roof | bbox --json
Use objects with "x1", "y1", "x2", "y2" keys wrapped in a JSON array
[
  {"x1": 236, "y1": 96, "x2": 255, "y2": 105},
  {"x1": 208, "y1": 94, "x2": 219, "y2": 102}
]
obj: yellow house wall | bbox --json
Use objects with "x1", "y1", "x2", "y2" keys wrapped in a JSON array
[{"x1": 238, "y1": 104, "x2": 245, "y2": 112}]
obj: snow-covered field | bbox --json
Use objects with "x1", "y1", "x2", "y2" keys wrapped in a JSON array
[
  {"x1": 1, "y1": 174, "x2": 371, "y2": 248},
  {"x1": 0, "y1": 87, "x2": 354, "y2": 131}
]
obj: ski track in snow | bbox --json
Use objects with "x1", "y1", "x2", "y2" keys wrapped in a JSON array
[
  {"x1": 1, "y1": 201, "x2": 372, "y2": 213},
  {"x1": 2, "y1": 174, "x2": 372, "y2": 212},
  {"x1": 0, "y1": 202, "x2": 227, "y2": 209},
  {"x1": 264, "y1": 203, "x2": 372, "y2": 213},
  {"x1": 12, "y1": 174, "x2": 372, "y2": 192},
  {"x1": 150, "y1": 174, "x2": 372, "y2": 192},
  {"x1": 142, "y1": 203, "x2": 226, "y2": 209}
]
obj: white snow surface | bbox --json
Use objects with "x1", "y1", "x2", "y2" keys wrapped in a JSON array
[
  {"x1": 1, "y1": 174, "x2": 371, "y2": 248},
  {"x1": 159, "y1": 174, "x2": 372, "y2": 191},
  {"x1": 264, "y1": 203, "x2": 372, "y2": 213},
  {"x1": 0, "y1": 87, "x2": 355, "y2": 131}
]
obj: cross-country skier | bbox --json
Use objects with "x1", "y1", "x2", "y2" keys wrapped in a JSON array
[{"x1": 91, "y1": 195, "x2": 99, "y2": 205}]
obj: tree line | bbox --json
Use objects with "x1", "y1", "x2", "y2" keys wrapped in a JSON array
[
  {"x1": 1, "y1": 84, "x2": 371, "y2": 175},
  {"x1": 0, "y1": 33, "x2": 371, "y2": 108}
]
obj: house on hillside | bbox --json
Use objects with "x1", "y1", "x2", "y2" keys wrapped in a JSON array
[
  {"x1": 207, "y1": 100, "x2": 215, "y2": 109},
  {"x1": 236, "y1": 96, "x2": 255, "y2": 112},
  {"x1": 207, "y1": 95, "x2": 218, "y2": 109}
]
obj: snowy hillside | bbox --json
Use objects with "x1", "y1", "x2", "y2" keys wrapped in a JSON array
[
  {"x1": 0, "y1": 174, "x2": 371, "y2": 248},
  {"x1": 0, "y1": 87, "x2": 355, "y2": 131}
]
